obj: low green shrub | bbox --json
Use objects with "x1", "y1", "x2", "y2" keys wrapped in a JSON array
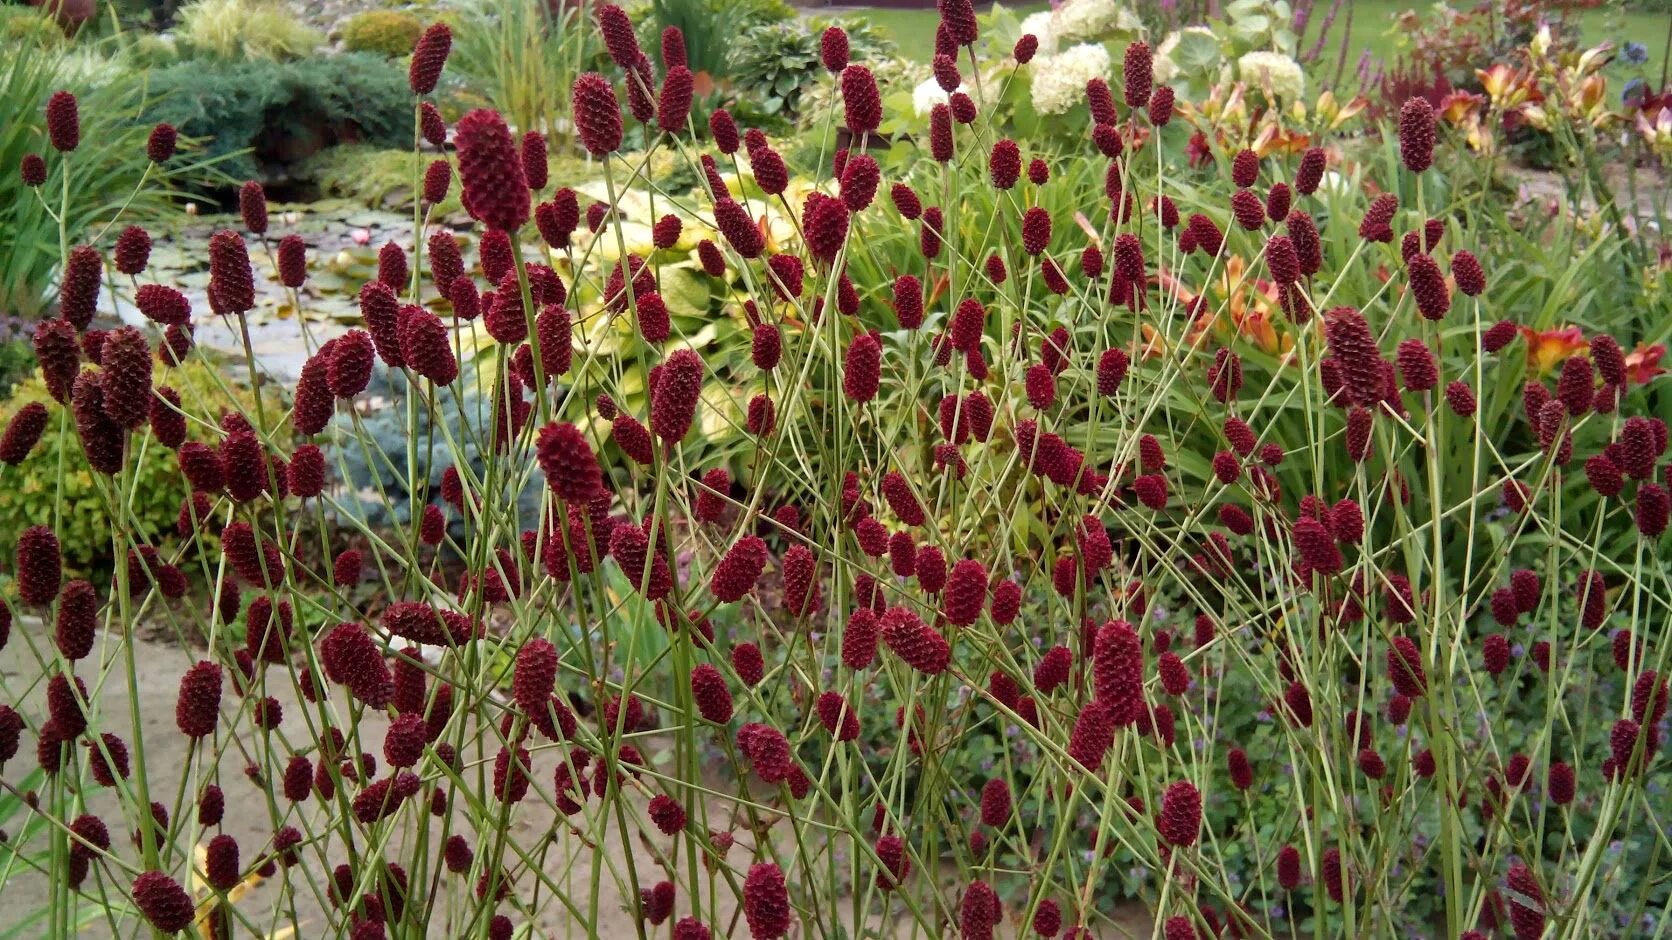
[
  {"x1": 140, "y1": 52, "x2": 411, "y2": 181},
  {"x1": 300, "y1": 145, "x2": 452, "y2": 211},
  {"x1": 175, "y1": 0, "x2": 322, "y2": 61},
  {"x1": 0, "y1": 6, "x2": 67, "y2": 49},
  {"x1": 0, "y1": 357, "x2": 270, "y2": 574},
  {"x1": 340, "y1": 9, "x2": 424, "y2": 58}
]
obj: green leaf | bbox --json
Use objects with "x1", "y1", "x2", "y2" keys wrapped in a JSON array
[
  {"x1": 660, "y1": 266, "x2": 714, "y2": 319},
  {"x1": 1229, "y1": 14, "x2": 1270, "y2": 45},
  {"x1": 1169, "y1": 29, "x2": 1222, "y2": 76}
]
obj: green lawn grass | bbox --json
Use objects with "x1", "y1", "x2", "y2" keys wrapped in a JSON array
[
  {"x1": 1296, "y1": 1, "x2": 1671, "y2": 85},
  {"x1": 851, "y1": 2, "x2": 1048, "y2": 62},
  {"x1": 851, "y1": 1, "x2": 1672, "y2": 82}
]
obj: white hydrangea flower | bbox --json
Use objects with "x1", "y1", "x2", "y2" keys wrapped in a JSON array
[
  {"x1": 1051, "y1": 0, "x2": 1122, "y2": 43},
  {"x1": 1153, "y1": 27, "x2": 1216, "y2": 83},
  {"x1": 1317, "y1": 170, "x2": 1352, "y2": 198},
  {"x1": 1029, "y1": 42, "x2": 1112, "y2": 116},
  {"x1": 912, "y1": 76, "x2": 955, "y2": 117},
  {"x1": 1018, "y1": 11, "x2": 1057, "y2": 58},
  {"x1": 1237, "y1": 50, "x2": 1306, "y2": 102}
]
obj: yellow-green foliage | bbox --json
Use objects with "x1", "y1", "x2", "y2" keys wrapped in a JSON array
[
  {"x1": 0, "y1": 7, "x2": 65, "y2": 49},
  {"x1": 301, "y1": 145, "x2": 461, "y2": 213},
  {"x1": 123, "y1": 34, "x2": 183, "y2": 69},
  {"x1": 341, "y1": 10, "x2": 423, "y2": 58},
  {"x1": 300, "y1": 144, "x2": 636, "y2": 211},
  {"x1": 0, "y1": 358, "x2": 267, "y2": 573},
  {"x1": 176, "y1": 0, "x2": 323, "y2": 61}
]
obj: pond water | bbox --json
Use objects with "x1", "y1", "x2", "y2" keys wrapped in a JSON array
[{"x1": 98, "y1": 201, "x2": 421, "y2": 382}]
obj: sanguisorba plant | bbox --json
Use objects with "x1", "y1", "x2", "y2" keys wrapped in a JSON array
[{"x1": 2, "y1": 2, "x2": 1669, "y2": 938}]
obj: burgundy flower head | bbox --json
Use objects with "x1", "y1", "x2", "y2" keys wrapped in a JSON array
[
  {"x1": 1265, "y1": 234, "x2": 1300, "y2": 284},
  {"x1": 690, "y1": 663, "x2": 733, "y2": 723},
  {"x1": 20, "y1": 153, "x2": 46, "y2": 187},
  {"x1": 938, "y1": 0, "x2": 977, "y2": 44},
  {"x1": 1452, "y1": 250, "x2": 1486, "y2": 296},
  {"x1": 400, "y1": 308, "x2": 458, "y2": 385},
  {"x1": 930, "y1": 104, "x2": 954, "y2": 162},
  {"x1": 710, "y1": 535, "x2": 768, "y2": 602},
  {"x1": 1148, "y1": 86, "x2": 1175, "y2": 125},
  {"x1": 455, "y1": 109, "x2": 531, "y2": 231},
  {"x1": 113, "y1": 225, "x2": 151, "y2": 275},
  {"x1": 59, "y1": 244, "x2": 102, "y2": 330},
  {"x1": 1093, "y1": 620, "x2": 1145, "y2": 723},
  {"x1": 841, "y1": 66, "x2": 882, "y2": 136},
  {"x1": 1398, "y1": 96, "x2": 1436, "y2": 173},
  {"x1": 276, "y1": 234, "x2": 307, "y2": 288},
  {"x1": 1232, "y1": 148, "x2": 1259, "y2": 188},
  {"x1": 99, "y1": 326, "x2": 152, "y2": 429},
  {"x1": 1387, "y1": 636, "x2": 1427, "y2": 696},
  {"x1": 320, "y1": 621, "x2": 394, "y2": 707},
  {"x1": 1123, "y1": 40, "x2": 1152, "y2": 108},
  {"x1": 1505, "y1": 864, "x2": 1546, "y2": 939},
  {"x1": 1295, "y1": 147, "x2": 1326, "y2": 194},
  {"x1": 804, "y1": 191, "x2": 850, "y2": 263},
  {"x1": 1021, "y1": 206, "x2": 1051, "y2": 255},
  {"x1": 650, "y1": 348, "x2": 704, "y2": 443},
  {"x1": 658, "y1": 66, "x2": 694, "y2": 134},
  {"x1": 208, "y1": 230, "x2": 255, "y2": 314},
  {"x1": 409, "y1": 22, "x2": 453, "y2": 94},
  {"x1": 596, "y1": 4, "x2": 642, "y2": 69},
  {"x1": 1013, "y1": 32, "x2": 1039, "y2": 63},
  {"x1": 1359, "y1": 193, "x2": 1399, "y2": 243},
  {"x1": 0, "y1": 402, "x2": 49, "y2": 465},
  {"x1": 536, "y1": 189, "x2": 581, "y2": 249},
  {"x1": 46, "y1": 90, "x2": 79, "y2": 152},
  {"x1": 1407, "y1": 252, "x2": 1451, "y2": 320},
  {"x1": 16, "y1": 525, "x2": 62, "y2": 606},
  {"x1": 881, "y1": 606, "x2": 950, "y2": 675},
  {"x1": 1066, "y1": 700, "x2": 1115, "y2": 770},
  {"x1": 175, "y1": 660, "x2": 222, "y2": 738},
  {"x1": 1396, "y1": 338, "x2": 1439, "y2": 391},
  {"x1": 147, "y1": 123, "x2": 178, "y2": 163},
  {"x1": 239, "y1": 180, "x2": 268, "y2": 235},
  {"x1": 132, "y1": 871, "x2": 195, "y2": 933},
  {"x1": 419, "y1": 102, "x2": 447, "y2": 148},
  {"x1": 708, "y1": 109, "x2": 740, "y2": 154},
  {"x1": 817, "y1": 690, "x2": 860, "y2": 741},
  {"x1": 742, "y1": 862, "x2": 791, "y2": 938},
  {"x1": 843, "y1": 331, "x2": 882, "y2": 403},
  {"x1": 1323, "y1": 307, "x2": 1385, "y2": 407},
  {"x1": 714, "y1": 198, "x2": 763, "y2": 258},
  {"x1": 738, "y1": 722, "x2": 793, "y2": 783},
  {"x1": 840, "y1": 153, "x2": 880, "y2": 210}
]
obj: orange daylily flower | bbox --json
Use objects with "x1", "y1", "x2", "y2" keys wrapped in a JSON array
[
  {"x1": 1166, "y1": 256, "x2": 1291, "y2": 356},
  {"x1": 1321, "y1": 93, "x2": 1370, "y2": 130},
  {"x1": 926, "y1": 271, "x2": 951, "y2": 309},
  {"x1": 1251, "y1": 123, "x2": 1311, "y2": 158},
  {"x1": 1439, "y1": 91, "x2": 1485, "y2": 125},
  {"x1": 1624, "y1": 342, "x2": 1667, "y2": 384},
  {"x1": 1518, "y1": 325, "x2": 1587, "y2": 373},
  {"x1": 1575, "y1": 74, "x2": 1608, "y2": 115},
  {"x1": 1478, "y1": 64, "x2": 1540, "y2": 111},
  {"x1": 1139, "y1": 322, "x2": 1168, "y2": 359}
]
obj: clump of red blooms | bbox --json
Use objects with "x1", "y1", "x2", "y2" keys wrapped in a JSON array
[{"x1": 3, "y1": 7, "x2": 1667, "y2": 938}]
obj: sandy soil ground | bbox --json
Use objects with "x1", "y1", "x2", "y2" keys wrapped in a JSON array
[{"x1": 0, "y1": 621, "x2": 1152, "y2": 937}]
